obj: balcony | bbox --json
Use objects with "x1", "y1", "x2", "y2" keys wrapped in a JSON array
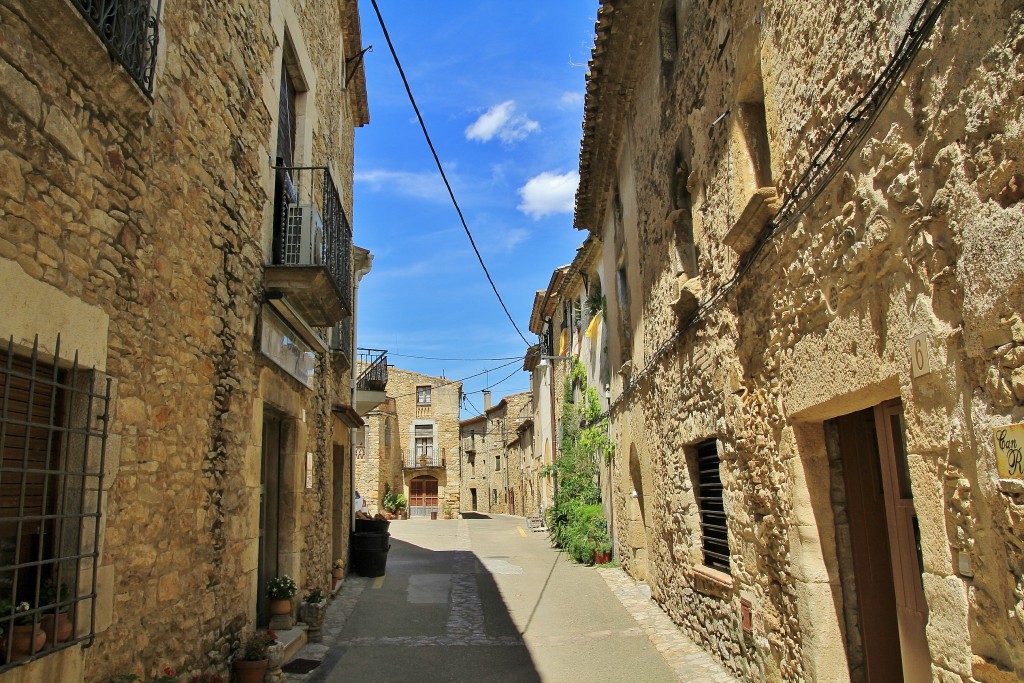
[
  {"x1": 71, "y1": 0, "x2": 161, "y2": 95},
  {"x1": 264, "y1": 165, "x2": 353, "y2": 335},
  {"x1": 354, "y1": 348, "x2": 388, "y2": 415},
  {"x1": 404, "y1": 449, "x2": 445, "y2": 470},
  {"x1": 330, "y1": 317, "x2": 353, "y2": 371}
]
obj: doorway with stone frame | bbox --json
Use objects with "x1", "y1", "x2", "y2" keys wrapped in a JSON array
[
  {"x1": 257, "y1": 407, "x2": 283, "y2": 628},
  {"x1": 826, "y1": 399, "x2": 930, "y2": 683}
]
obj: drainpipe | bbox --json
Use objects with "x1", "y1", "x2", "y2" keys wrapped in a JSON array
[{"x1": 350, "y1": 254, "x2": 374, "y2": 536}]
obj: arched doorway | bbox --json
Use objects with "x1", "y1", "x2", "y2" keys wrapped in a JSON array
[{"x1": 409, "y1": 476, "x2": 439, "y2": 518}]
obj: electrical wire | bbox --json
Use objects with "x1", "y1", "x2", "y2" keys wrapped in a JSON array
[
  {"x1": 388, "y1": 352, "x2": 525, "y2": 362},
  {"x1": 608, "y1": 0, "x2": 950, "y2": 412},
  {"x1": 386, "y1": 358, "x2": 522, "y2": 400},
  {"x1": 481, "y1": 365, "x2": 523, "y2": 392},
  {"x1": 367, "y1": 0, "x2": 531, "y2": 347}
]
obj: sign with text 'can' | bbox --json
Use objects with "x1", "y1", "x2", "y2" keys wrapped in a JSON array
[{"x1": 993, "y1": 423, "x2": 1024, "y2": 479}]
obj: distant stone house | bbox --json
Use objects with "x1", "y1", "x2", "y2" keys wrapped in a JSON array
[
  {"x1": 565, "y1": 0, "x2": 1024, "y2": 681},
  {"x1": 0, "y1": 0, "x2": 372, "y2": 680},
  {"x1": 358, "y1": 368, "x2": 462, "y2": 518},
  {"x1": 459, "y1": 392, "x2": 532, "y2": 516}
]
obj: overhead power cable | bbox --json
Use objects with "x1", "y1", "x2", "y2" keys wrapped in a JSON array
[
  {"x1": 387, "y1": 358, "x2": 522, "y2": 400},
  {"x1": 388, "y1": 352, "x2": 525, "y2": 362},
  {"x1": 608, "y1": 0, "x2": 950, "y2": 413},
  {"x1": 368, "y1": 0, "x2": 531, "y2": 347}
]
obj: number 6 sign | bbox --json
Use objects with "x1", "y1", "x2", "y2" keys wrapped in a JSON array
[{"x1": 910, "y1": 332, "x2": 930, "y2": 378}]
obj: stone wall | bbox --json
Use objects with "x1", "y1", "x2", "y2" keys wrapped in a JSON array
[
  {"x1": 0, "y1": 0, "x2": 366, "y2": 679},
  {"x1": 574, "y1": 0, "x2": 1024, "y2": 681},
  {"x1": 460, "y1": 393, "x2": 531, "y2": 516},
  {"x1": 367, "y1": 368, "x2": 462, "y2": 514}
]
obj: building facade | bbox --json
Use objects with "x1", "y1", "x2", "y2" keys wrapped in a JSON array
[
  {"x1": 0, "y1": 0, "x2": 370, "y2": 680},
  {"x1": 460, "y1": 392, "x2": 532, "y2": 516},
  {"x1": 358, "y1": 368, "x2": 462, "y2": 519},
  {"x1": 562, "y1": 0, "x2": 1024, "y2": 681}
]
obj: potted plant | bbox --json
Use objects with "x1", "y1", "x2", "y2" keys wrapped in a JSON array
[
  {"x1": 442, "y1": 503, "x2": 453, "y2": 519},
  {"x1": 232, "y1": 629, "x2": 276, "y2": 683},
  {"x1": 0, "y1": 599, "x2": 45, "y2": 662},
  {"x1": 332, "y1": 559, "x2": 345, "y2": 581},
  {"x1": 593, "y1": 540, "x2": 612, "y2": 565},
  {"x1": 266, "y1": 575, "x2": 296, "y2": 617},
  {"x1": 299, "y1": 588, "x2": 327, "y2": 643},
  {"x1": 40, "y1": 578, "x2": 73, "y2": 646}
]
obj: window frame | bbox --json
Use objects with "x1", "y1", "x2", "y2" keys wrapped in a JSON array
[
  {"x1": 0, "y1": 338, "x2": 110, "y2": 670},
  {"x1": 693, "y1": 440, "x2": 730, "y2": 573},
  {"x1": 416, "y1": 386, "x2": 432, "y2": 405}
]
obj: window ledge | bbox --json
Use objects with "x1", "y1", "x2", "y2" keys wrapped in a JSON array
[
  {"x1": 12, "y1": 0, "x2": 154, "y2": 115},
  {"x1": 693, "y1": 565, "x2": 733, "y2": 596},
  {"x1": 671, "y1": 276, "x2": 701, "y2": 319},
  {"x1": 723, "y1": 187, "x2": 781, "y2": 256}
]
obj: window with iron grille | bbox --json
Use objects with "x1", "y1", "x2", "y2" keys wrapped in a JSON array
[
  {"x1": 0, "y1": 338, "x2": 109, "y2": 669},
  {"x1": 416, "y1": 386, "x2": 431, "y2": 405},
  {"x1": 70, "y1": 0, "x2": 162, "y2": 95},
  {"x1": 694, "y1": 440, "x2": 730, "y2": 573}
]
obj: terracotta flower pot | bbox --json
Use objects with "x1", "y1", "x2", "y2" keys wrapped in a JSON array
[
  {"x1": 269, "y1": 598, "x2": 292, "y2": 616},
  {"x1": 41, "y1": 612, "x2": 73, "y2": 646},
  {"x1": 232, "y1": 658, "x2": 268, "y2": 683},
  {"x1": 2, "y1": 624, "x2": 46, "y2": 661},
  {"x1": 332, "y1": 568, "x2": 344, "y2": 580}
]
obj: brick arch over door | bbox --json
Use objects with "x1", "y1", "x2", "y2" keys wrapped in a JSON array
[{"x1": 409, "y1": 476, "x2": 439, "y2": 518}]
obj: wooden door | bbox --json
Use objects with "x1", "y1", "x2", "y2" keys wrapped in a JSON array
[
  {"x1": 836, "y1": 408, "x2": 903, "y2": 681},
  {"x1": 257, "y1": 412, "x2": 282, "y2": 627},
  {"x1": 874, "y1": 401, "x2": 930, "y2": 682}
]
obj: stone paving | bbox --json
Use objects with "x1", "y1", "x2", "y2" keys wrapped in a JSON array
[
  {"x1": 284, "y1": 519, "x2": 740, "y2": 682},
  {"x1": 598, "y1": 569, "x2": 740, "y2": 683}
]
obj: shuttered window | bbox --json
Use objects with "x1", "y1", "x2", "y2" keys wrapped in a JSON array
[
  {"x1": 695, "y1": 440, "x2": 730, "y2": 573},
  {"x1": 0, "y1": 339, "x2": 109, "y2": 670}
]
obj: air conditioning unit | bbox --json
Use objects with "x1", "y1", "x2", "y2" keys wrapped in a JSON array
[{"x1": 284, "y1": 203, "x2": 324, "y2": 265}]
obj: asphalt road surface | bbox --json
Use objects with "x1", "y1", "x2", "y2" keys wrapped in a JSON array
[{"x1": 298, "y1": 514, "x2": 682, "y2": 683}]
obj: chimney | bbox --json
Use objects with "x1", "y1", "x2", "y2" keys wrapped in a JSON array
[{"x1": 483, "y1": 390, "x2": 491, "y2": 411}]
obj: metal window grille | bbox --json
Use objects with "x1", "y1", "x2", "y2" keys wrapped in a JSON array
[
  {"x1": 695, "y1": 440, "x2": 730, "y2": 573},
  {"x1": 70, "y1": 0, "x2": 161, "y2": 95},
  {"x1": 0, "y1": 337, "x2": 109, "y2": 670}
]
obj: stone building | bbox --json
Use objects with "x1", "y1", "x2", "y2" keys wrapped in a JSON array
[
  {"x1": 558, "y1": 0, "x2": 1024, "y2": 681},
  {"x1": 460, "y1": 392, "x2": 532, "y2": 515},
  {"x1": 0, "y1": 0, "x2": 372, "y2": 680},
  {"x1": 358, "y1": 368, "x2": 462, "y2": 518}
]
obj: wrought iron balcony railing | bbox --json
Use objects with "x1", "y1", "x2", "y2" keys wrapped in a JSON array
[
  {"x1": 71, "y1": 0, "x2": 161, "y2": 95},
  {"x1": 266, "y1": 164, "x2": 353, "y2": 328},
  {"x1": 356, "y1": 348, "x2": 388, "y2": 392},
  {"x1": 404, "y1": 449, "x2": 444, "y2": 469}
]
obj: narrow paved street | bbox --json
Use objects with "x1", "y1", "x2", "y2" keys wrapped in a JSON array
[{"x1": 285, "y1": 515, "x2": 737, "y2": 682}]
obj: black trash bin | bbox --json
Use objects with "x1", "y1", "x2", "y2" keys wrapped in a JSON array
[
  {"x1": 355, "y1": 518, "x2": 391, "y2": 535},
  {"x1": 352, "y1": 531, "x2": 390, "y2": 577}
]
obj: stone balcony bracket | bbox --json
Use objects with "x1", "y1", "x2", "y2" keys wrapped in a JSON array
[{"x1": 723, "y1": 187, "x2": 782, "y2": 256}]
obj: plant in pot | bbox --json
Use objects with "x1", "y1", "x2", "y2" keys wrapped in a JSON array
[
  {"x1": 267, "y1": 575, "x2": 297, "y2": 618},
  {"x1": 0, "y1": 598, "x2": 45, "y2": 662},
  {"x1": 40, "y1": 578, "x2": 73, "y2": 646},
  {"x1": 332, "y1": 558, "x2": 345, "y2": 581},
  {"x1": 232, "y1": 629, "x2": 276, "y2": 683},
  {"x1": 381, "y1": 484, "x2": 408, "y2": 520},
  {"x1": 442, "y1": 503, "x2": 453, "y2": 520},
  {"x1": 300, "y1": 588, "x2": 328, "y2": 643}
]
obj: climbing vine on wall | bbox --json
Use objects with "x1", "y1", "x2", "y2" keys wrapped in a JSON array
[{"x1": 543, "y1": 359, "x2": 614, "y2": 564}]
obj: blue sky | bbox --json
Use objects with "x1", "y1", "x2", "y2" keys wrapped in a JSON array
[{"x1": 353, "y1": 2, "x2": 596, "y2": 416}]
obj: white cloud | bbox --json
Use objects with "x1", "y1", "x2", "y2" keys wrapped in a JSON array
[
  {"x1": 465, "y1": 100, "x2": 540, "y2": 144},
  {"x1": 517, "y1": 171, "x2": 579, "y2": 219},
  {"x1": 558, "y1": 91, "x2": 584, "y2": 109},
  {"x1": 355, "y1": 169, "x2": 446, "y2": 201}
]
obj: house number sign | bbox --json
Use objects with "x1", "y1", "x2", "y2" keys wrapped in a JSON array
[
  {"x1": 910, "y1": 332, "x2": 930, "y2": 378},
  {"x1": 993, "y1": 423, "x2": 1024, "y2": 479}
]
